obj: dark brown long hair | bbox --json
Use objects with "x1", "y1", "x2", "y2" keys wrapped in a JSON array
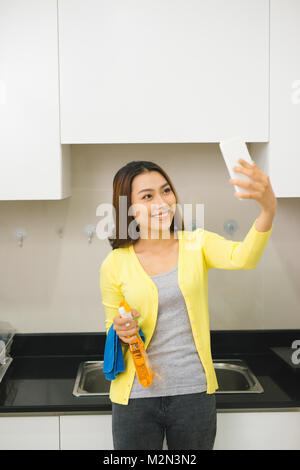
[{"x1": 108, "y1": 161, "x2": 185, "y2": 249}]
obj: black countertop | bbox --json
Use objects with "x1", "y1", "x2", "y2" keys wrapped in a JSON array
[{"x1": 0, "y1": 330, "x2": 299, "y2": 414}]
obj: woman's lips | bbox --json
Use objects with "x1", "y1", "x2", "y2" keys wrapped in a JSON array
[{"x1": 151, "y1": 209, "x2": 171, "y2": 218}]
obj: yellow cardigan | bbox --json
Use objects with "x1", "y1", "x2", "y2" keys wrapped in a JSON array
[{"x1": 99, "y1": 218, "x2": 273, "y2": 405}]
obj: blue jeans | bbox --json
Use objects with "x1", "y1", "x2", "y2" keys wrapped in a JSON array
[{"x1": 112, "y1": 391, "x2": 216, "y2": 450}]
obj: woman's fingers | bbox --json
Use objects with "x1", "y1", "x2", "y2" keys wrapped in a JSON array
[
  {"x1": 119, "y1": 310, "x2": 140, "y2": 328},
  {"x1": 119, "y1": 326, "x2": 139, "y2": 336},
  {"x1": 113, "y1": 320, "x2": 139, "y2": 336},
  {"x1": 113, "y1": 310, "x2": 140, "y2": 342},
  {"x1": 114, "y1": 320, "x2": 138, "y2": 332}
]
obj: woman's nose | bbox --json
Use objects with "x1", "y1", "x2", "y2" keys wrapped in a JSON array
[{"x1": 152, "y1": 195, "x2": 167, "y2": 207}]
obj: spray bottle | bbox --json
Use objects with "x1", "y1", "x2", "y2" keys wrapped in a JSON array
[{"x1": 118, "y1": 300, "x2": 154, "y2": 387}]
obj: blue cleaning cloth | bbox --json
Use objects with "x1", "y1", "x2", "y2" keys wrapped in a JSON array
[{"x1": 103, "y1": 325, "x2": 145, "y2": 380}]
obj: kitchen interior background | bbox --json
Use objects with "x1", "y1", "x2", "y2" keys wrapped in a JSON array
[{"x1": 0, "y1": 142, "x2": 299, "y2": 333}]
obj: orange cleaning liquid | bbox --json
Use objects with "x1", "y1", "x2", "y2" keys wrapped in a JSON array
[{"x1": 118, "y1": 301, "x2": 154, "y2": 387}]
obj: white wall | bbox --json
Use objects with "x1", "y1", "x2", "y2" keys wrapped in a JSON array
[{"x1": 0, "y1": 143, "x2": 299, "y2": 333}]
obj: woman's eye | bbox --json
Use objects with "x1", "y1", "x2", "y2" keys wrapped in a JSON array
[{"x1": 142, "y1": 188, "x2": 171, "y2": 200}]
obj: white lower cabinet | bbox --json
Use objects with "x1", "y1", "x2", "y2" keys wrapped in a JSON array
[
  {"x1": 59, "y1": 414, "x2": 114, "y2": 450},
  {"x1": 1, "y1": 411, "x2": 299, "y2": 450},
  {"x1": 60, "y1": 411, "x2": 300, "y2": 450},
  {"x1": 0, "y1": 416, "x2": 59, "y2": 450},
  {"x1": 214, "y1": 411, "x2": 300, "y2": 450},
  {"x1": 59, "y1": 414, "x2": 168, "y2": 450}
]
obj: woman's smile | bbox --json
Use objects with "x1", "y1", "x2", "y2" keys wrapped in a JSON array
[{"x1": 151, "y1": 209, "x2": 172, "y2": 219}]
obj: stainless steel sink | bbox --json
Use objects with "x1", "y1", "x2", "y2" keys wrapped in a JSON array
[
  {"x1": 72, "y1": 358, "x2": 263, "y2": 397},
  {"x1": 213, "y1": 359, "x2": 264, "y2": 394},
  {"x1": 73, "y1": 361, "x2": 110, "y2": 397}
]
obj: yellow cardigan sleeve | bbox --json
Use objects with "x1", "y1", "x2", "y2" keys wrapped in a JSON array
[
  {"x1": 99, "y1": 250, "x2": 125, "y2": 335},
  {"x1": 202, "y1": 218, "x2": 273, "y2": 270}
]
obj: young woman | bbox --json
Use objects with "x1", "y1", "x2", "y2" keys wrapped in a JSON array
[{"x1": 100, "y1": 159, "x2": 277, "y2": 450}]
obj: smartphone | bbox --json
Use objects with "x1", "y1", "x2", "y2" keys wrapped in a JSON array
[{"x1": 219, "y1": 136, "x2": 255, "y2": 200}]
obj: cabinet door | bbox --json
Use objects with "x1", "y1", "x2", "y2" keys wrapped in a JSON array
[
  {"x1": 0, "y1": 0, "x2": 70, "y2": 200},
  {"x1": 269, "y1": 0, "x2": 300, "y2": 197},
  {"x1": 60, "y1": 414, "x2": 169, "y2": 450},
  {"x1": 214, "y1": 411, "x2": 300, "y2": 450},
  {"x1": 60, "y1": 414, "x2": 114, "y2": 450},
  {"x1": 254, "y1": 0, "x2": 300, "y2": 197},
  {"x1": 0, "y1": 416, "x2": 60, "y2": 450},
  {"x1": 58, "y1": 0, "x2": 269, "y2": 144}
]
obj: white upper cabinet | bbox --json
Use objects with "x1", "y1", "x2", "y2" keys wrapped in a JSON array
[
  {"x1": 58, "y1": 0, "x2": 269, "y2": 144},
  {"x1": 267, "y1": 0, "x2": 300, "y2": 197},
  {"x1": 0, "y1": 0, "x2": 70, "y2": 200}
]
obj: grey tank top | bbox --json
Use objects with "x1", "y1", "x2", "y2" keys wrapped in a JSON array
[{"x1": 129, "y1": 263, "x2": 207, "y2": 398}]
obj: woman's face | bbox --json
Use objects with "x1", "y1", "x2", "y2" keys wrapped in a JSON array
[{"x1": 131, "y1": 171, "x2": 177, "y2": 238}]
